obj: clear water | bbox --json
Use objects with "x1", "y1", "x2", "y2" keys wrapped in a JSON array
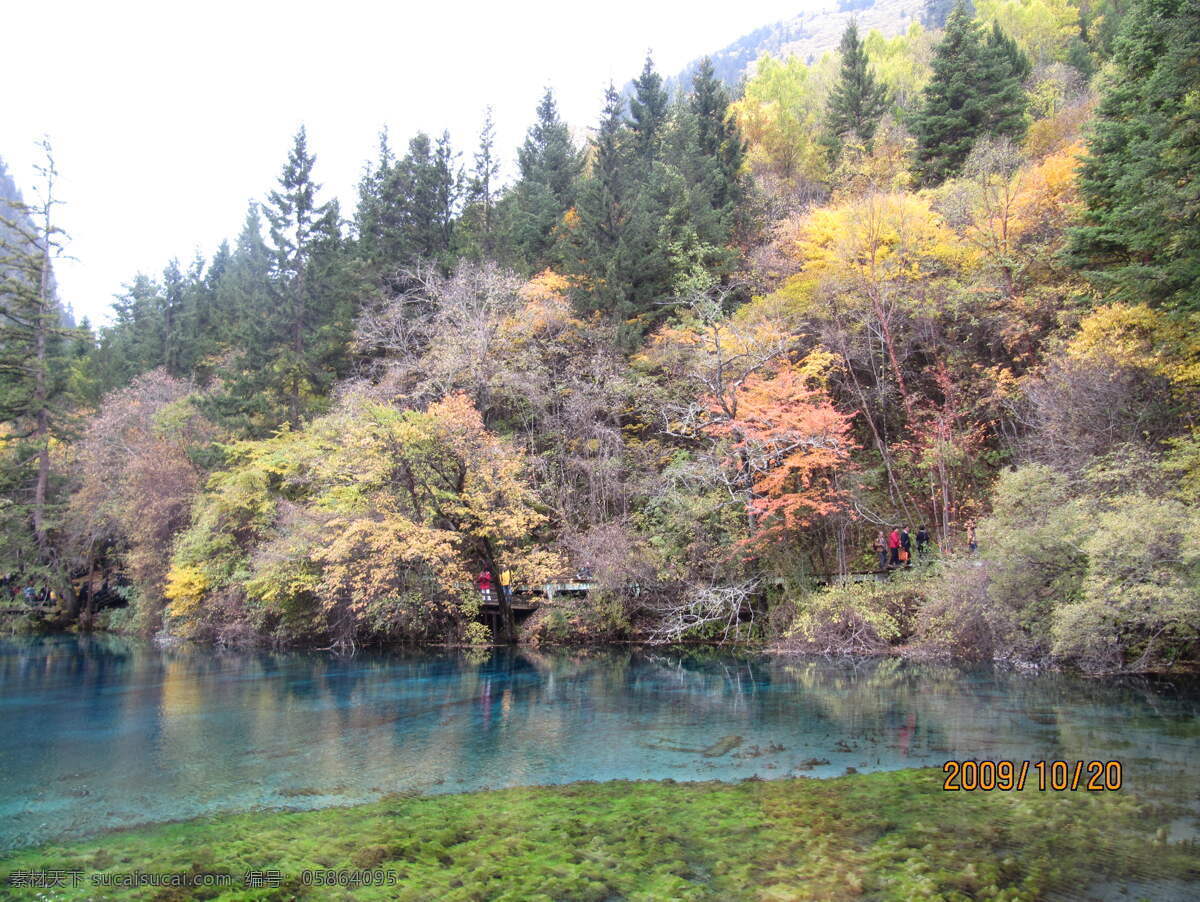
[{"x1": 2, "y1": 634, "x2": 1199, "y2": 857}]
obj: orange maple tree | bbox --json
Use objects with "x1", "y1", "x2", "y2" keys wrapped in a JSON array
[{"x1": 706, "y1": 361, "x2": 858, "y2": 548}]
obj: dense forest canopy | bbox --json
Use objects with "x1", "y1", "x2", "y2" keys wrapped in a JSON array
[{"x1": 1, "y1": 0, "x2": 1197, "y2": 672}]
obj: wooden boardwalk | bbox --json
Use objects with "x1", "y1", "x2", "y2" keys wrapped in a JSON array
[
  {"x1": 0, "y1": 605, "x2": 55, "y2": 616},
  {"x1": 477, "y1": 580, "x2": 592, "y2": 612}
]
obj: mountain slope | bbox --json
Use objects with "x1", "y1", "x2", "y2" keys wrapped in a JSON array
[{"x1": 672, "y1": 0, "x2": 932, "y2": 89}]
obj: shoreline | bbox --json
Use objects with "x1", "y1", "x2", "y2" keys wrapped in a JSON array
[
  {"x1": 5, "y1": 621, "x2": 1199, "y2": 677},
  {"x1": 7, "y1": 618, "x2": 1200, "y2": 676}
]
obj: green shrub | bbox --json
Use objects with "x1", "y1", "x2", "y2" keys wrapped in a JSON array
[
  {"x1": 1053, "y1": 494, "x2": 1200, "y2": 671},
  {"x1": 464, "y1": 622, "x2": 492, "y2": 646},
  {"x1": 921, "y1": 460, "x2": 1200, "y2": 671},
  {"x1": 786, "y1": 576, "x2": 924, "y2": 654}
]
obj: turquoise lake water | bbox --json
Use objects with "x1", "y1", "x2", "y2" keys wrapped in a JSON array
[{"x1": 1, "y1": 634, "x2": 1199, "y2": 864}]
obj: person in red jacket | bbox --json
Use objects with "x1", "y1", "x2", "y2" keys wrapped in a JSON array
[
  {"x1": 475, "y1": 568, "x2": 495, "y2": 602},
  {"x1": 888, "y1": 528, "x2": 901, "y2": 568}
]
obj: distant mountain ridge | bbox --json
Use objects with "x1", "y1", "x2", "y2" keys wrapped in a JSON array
[{"x1": 669, "y1": 0, "x2": 934, "y2": 91}]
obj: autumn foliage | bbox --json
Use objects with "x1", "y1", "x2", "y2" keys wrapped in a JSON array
[
  {"x1": 165, "y1": 392, "x2": 560, "y2": 645},
  {"x1": 707, "y1": 362, "x2": 856, "y2": 548}
]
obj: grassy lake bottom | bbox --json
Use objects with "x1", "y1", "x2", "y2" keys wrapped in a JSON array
[{"x1": 2, "y1": 770, "x2": 1198, "y2": 900}]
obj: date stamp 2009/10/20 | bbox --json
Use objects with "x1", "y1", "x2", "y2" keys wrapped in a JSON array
[{"x1": 943, "y1": 759, "x2": 1123, "y2": 792}]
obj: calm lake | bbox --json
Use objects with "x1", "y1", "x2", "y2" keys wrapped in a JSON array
[{"x1": 2, "y1": 635, "x2": 1199, "y2": 855}]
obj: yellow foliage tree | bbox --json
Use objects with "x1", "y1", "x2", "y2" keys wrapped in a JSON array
[
  {"x1": 729, "y1": 53, "x2": 837, "y2": 196},
  {"x1": 976, "y1": 0, "x2": 1080, "y2": 65},
  {"x1": 166, "y1": 392, "x2": 561, "y2": 644},
  {"x1": 1066, "y1": 303, "x2": 1200, "y2": 391},
  {"x1": 863, "y1": 23, "x2": 935, "y2": 110}
]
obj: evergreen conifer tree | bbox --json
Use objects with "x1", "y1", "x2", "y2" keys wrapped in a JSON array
[
  {"x1": 355, "y1": 130, "x2": 459, "y2": 281},
  {"x1": 1066, "y1": 0, "x2": 1200, "y2": 311},
  {"x1": 981, "y1": 21, "x2": 1030, "y2": 137},
  {"x1": 508, "y1": 88, "x2": 585, "y2": 271},
  {"x1": 0, "y1": 141, "x2": 83, "y2": 583},
  {"x1": 690, "y1": 56, "x2": 746, "y2": 214},
  {"x1": 459, "y1": 108, "x2": 501, "y2": 259},
  {"x1": 209, "y1": 128, "x2": 352, "y2": 431},
  {"x1": 824, "y1": 22, "x2": 889, "y2": 159},
  {"x1": 629, "y1": 54, "x2": 670, "y2": 161},
  {"x1": 566, "y1": 84, "x2": 635, "y2": 319},
  {"x1": 911, "y1": 1, "x2": 1029, "y2": 185}
]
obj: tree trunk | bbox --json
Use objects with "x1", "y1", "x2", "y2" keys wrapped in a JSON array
[
  {"x1": 82, "y1": 549, "x2": 97, "y2": 627},
  {"x1": 31, "y1": 203, "x2": 52, "y2": 558},
  {"x1": 289, "y1": 262, "x2": 306, "y2": 427},
  {"x1": 481, "y1": 538, "x2": 515, "y2": 644}
]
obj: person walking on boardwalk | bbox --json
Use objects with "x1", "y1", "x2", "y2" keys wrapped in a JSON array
[
  {"x1": 873, "y1": 532, "x2": 888, "y2": 572},
  {"x1": 916, "y1": 525, "x2": 930, "y2": 561},
  {"x1": 900, "y1": 527, "x2": 912, "y2": 568},
  {"x1": 888, "y1": 527, "x2": 901, "y2": 568},
  {"x1": 498, "y1": 567, "x2": 513, "y2": 604}
]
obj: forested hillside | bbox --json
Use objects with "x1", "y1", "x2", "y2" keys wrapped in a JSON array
[{"x1": 1, "y1": 0, "x2": 1196, "y2": 673}]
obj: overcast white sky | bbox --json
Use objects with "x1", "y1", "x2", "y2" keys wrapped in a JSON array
[{"x1": 1, "y1": 0, "x2": 809, "y2": 326}]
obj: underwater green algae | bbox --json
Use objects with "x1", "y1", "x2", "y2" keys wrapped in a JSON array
[{"x1": 1, "y1": 769, "x2": 1195, "y2": 900}]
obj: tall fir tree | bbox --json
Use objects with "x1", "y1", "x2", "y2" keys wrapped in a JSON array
[
  {"x1": 689, "y1": 56, "x2": 745, "y2": 214},
  {"x1": 981, "y1": 21, "x2": 1030, "y2": 136},
  {"x1": 213, "y1": 127, "x2": 352, "y2": 431},
  {"x1": 356, "y1": 130, "x2": 459, "y2": 281},
  {"x1": 565, "y1": 84, "x2": 635, "y2": 320},
  {"x1": 0, "y1": 141, "x2": 84, "y2": 595},
  {"x1": 507, "y1": 88, "x2": 584, "y2": 271},
  {"x1": 458, "y1": 107, "x2": 501, "y2": 260},
  {"x1": 1066, "y1": 0, "x2": 1200, "y2": 311},
  {"x1": 160, "y1": 259, "x2": 188, "y2": 377},
  {"x1": 910, "y1": 1, "x2": 1029, "y2": 185},
  {"x1": 567, "y1": 57, "x2": 751, "y2": 341},
  {"x1": 354, "y1": 129, "x2": 397, "y2": 270},
  {"x1": 824, "y1": 21, "x2": 889, "y2": 159},
  {"x1": 629, "y1": 54, "x2": 670, "y2": 161}
]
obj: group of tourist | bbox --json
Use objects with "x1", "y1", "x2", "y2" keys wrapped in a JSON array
[
  {"x1": 873, "y1": 526, "x2": 928, "y2": 570},
  {"x1": 474, "y1": 564, "x2": 598, "y2": 604},
  {"x1": 871, "y1": 524, "x2": 978, "y2": 570},
  {"x1": 0, "y1": 573, "x2": 59, "y2": 607}
]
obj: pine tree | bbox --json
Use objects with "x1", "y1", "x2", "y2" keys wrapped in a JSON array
[
  {"x1": 160, "y1": 259, "x2": 188, "y2": 377},
  {"x1": 824, "y1": 21, "x2": 889, "y2": 159},
  {"x1": 200, "y1": 204, "x2": 279, "y2": 431},
  {"x1": 566, "y1": 84, "x2": 634, "y2": 319},
  {"x1": 1066, "y1": 0, "x2": 1200, "y2": 311},
  {"x1": 911, "y1": 1, "x2": 1028, "y2": 185},
  {"x1": 981, "y1": 21, "x2": 1030, "y2": 137},
  {"x1": 629, "y1": 54, "x2": 670, "y2": 161},
  {"x1": 508, "y1": 88, "x2": 584, "y2": 270},
  {"x1": 356, "y1": 130, "x2": 459, "y2": 278},
  {"x1": 0, "y1": 141, "x2": 83, "y2": 587},
  {"x1": 566, "y1": 57, "x2": 752, "y2": 341},
  {"x1": 200, "y1": 241, "x2": 231, "y2": 358},
  {"x1": 690, "y1": 56, "x2": 746, "y2": 214},
  {"x1": 566, "y1": 81, "x2": 690, "y2": 343},
  {"x1": 354, "y1": 129, "x2": 396, "y2": 270},
  {"x1": 231, "y1": 127, "x2": 351, "y2": 430},
  {"x1": 459, "y1": 107, "x2": 501, "y2": 259}
]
